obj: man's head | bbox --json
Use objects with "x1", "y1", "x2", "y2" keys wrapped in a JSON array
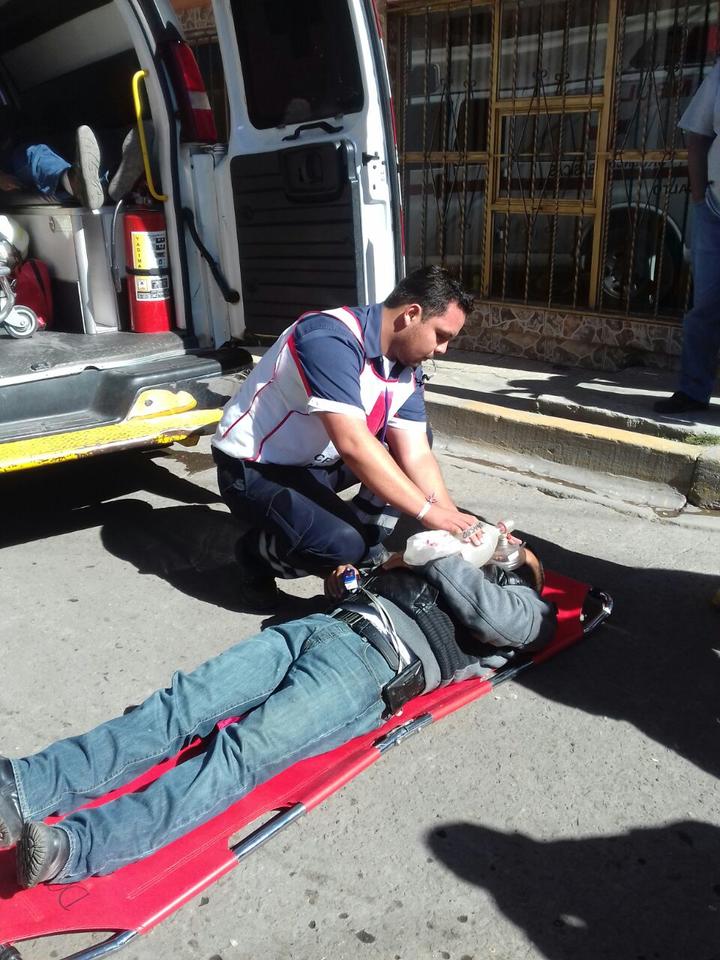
[{"x1": 382, "y1": 266, "x2": 475, "y2": 367}]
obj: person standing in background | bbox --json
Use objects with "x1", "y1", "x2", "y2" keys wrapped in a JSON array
[{"x1": 655, "y1": 60, "x2": 720, "y2": 415}]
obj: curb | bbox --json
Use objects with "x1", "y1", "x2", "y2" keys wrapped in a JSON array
[
  {"x1": 425, "y1": 391, "x2": 717, "y2": 508},
  {"x1": 244, "y1": 348, "x2": 718, "y2": 508},
  {"x1": 690, "y1": 445, "x2": 720, "y2": 510}
]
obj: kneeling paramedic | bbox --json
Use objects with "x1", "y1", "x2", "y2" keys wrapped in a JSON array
[{"x1": 212, "y1": 265, "x2": 482, "y2": 611}]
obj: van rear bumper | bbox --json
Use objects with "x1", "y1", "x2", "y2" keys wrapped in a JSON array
[{"x1": 0, "y1": 350, "x2": 252, "y2": 472}]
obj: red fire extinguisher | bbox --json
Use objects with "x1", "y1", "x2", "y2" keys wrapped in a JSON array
[{"x1": 124, "y1": 208, "x2": 172, "y2": 333}]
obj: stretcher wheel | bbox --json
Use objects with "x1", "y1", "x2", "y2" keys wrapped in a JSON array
[
  {"x1": 0, "y1": 946, "x2": 23, "y2": 960},
  {"x1": 4, "y1": 305, "x2": 37, "y2": 339}
]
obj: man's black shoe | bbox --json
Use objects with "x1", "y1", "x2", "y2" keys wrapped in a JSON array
[
  {"x1": 653, "y1": 391, "x2": 709, "y2": 415},
  {"x1": 237, "y1": 576, "x2": 280, "y2": 612},
  {"x1": 17, "y1": 822, "x2": 71, "y2": 888},
  {"x1": 236, "y1": 536, "x2": 279, "y2": 612},
  {"x1": 0, "y1": 757, "x2": 23, "y2": 849}
]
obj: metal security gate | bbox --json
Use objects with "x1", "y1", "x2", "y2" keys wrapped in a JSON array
[{"x1": 386, "y1": 0, "x2": 718, "y2": 319}]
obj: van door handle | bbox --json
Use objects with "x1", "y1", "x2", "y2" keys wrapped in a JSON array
[{"x1": 282, "y1": 121, "x2": 344, "y2": 142}]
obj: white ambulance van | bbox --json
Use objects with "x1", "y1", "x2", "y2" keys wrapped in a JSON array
[{"x1": 0, "y1": 0, "x2": 401, "y2": 471}]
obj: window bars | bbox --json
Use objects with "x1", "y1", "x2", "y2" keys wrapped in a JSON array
[{"x1": 387, "y1": 0, "x2": 717, "y2": 319}]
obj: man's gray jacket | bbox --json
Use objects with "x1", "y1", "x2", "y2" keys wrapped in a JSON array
[{"x1": 363, "y1": 555, "x2": 557, "y2": 693}]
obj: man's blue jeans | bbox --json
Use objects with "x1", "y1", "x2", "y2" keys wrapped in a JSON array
[
  {"x1": 11, "y1": 143, "x2": 72, "y2": 200},
  {"x1": 10, "y1": 615, "x2": 393, "y2": 882},
  {"x1": 679, "y1": 190, "x2": 720, "y2": 404}
]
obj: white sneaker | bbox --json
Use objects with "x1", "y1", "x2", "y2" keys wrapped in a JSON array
[{"x1": 73, "y1": 125, "x2": 105, "y2": 211}]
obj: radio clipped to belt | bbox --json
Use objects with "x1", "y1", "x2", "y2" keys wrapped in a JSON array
[{"x1": 381, "y1": 659, "x2": 425, "y2": 715}]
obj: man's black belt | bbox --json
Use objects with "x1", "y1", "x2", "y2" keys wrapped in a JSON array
[
  {"x1": 332, "y1": 608, "x2": 426, "y2": 714},
  {"x1": 331, "y1": 608, "x2": 400, "y2": 670}
]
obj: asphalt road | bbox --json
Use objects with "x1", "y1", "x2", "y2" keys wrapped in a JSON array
[{"x1": 1, "y1": 438, "x2": 719, "y2": 960}]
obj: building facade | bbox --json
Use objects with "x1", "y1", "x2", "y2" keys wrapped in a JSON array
[
  {"x1": 174, "y1": 0, "x2": 719, "y2": 371},
  {"x1": 385, "y1": 0, "x2": 719, "y2": 370}
]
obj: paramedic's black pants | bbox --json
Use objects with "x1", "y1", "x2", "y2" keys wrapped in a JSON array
[{"x1": 213, "y1": 447, "x2": 394, "y2": 578}]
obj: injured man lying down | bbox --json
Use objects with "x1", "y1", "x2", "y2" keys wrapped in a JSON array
[{"x1": 0, "y1": 521, "x2": 556, "y2": 888}]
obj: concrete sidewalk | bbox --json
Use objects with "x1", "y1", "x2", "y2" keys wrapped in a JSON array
[
  {"x1": 244, "y1": 347, "x2": 720, "y2": 509},
  {"x1": 424, "y1": 351, "x2": 720, "y2": 509}
]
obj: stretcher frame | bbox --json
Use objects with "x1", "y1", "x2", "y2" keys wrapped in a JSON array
[{"x1": 0, "y1": 573, "x2": 612, "y2": 960}]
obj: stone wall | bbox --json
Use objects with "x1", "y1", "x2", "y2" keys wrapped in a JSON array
[{"x1": 457, "y1": 302, "x2": 683, "y2": 372}]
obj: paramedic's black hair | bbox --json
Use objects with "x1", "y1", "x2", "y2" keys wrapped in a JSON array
[{"x1": 384, "y1": 265, "x2": 475, "y2": 319}]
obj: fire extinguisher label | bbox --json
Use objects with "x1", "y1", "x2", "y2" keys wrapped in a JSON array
[
  {"x1": 135, "y1": 275, "x2": 171, "y2": 301},
  {"x1": 131, "y1": 231, "x2": 168, "y2": 270}
]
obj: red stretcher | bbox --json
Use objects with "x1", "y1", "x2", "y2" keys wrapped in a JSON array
[{"x1": 0, "y1": 572, "x2": 611, "y2": 960}]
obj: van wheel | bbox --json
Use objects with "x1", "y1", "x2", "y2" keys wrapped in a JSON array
[
  {"x1": 591, "y1": 211, "x2": 682, "y2": 312},
  {"x1": 4, "y1": 306, "x2": 38, "y2": 339}
]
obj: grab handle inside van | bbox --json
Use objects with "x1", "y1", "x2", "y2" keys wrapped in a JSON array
[
  {"x1": 282, "y1": 120, "x2": 344, "y2": 142},
  {"x1": 182, "y1": 208, "x2": 240, "y2": 305},
  {"x1": 132, "y1": 70, "x2": 168, "y2": 202}
]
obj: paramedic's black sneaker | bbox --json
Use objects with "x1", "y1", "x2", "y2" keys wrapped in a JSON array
[
  {"x1": 109, "y1": 123, "x2": 152, "y2": 202},
  {"x1": 236, "y1": 537, "x2": 279, "y2": 612},
  {"x1": 72, "y1": 125, "x2": 105, "y2": 211},
  {"x1": 653, "y1": 391, "x2": 709, "y2": 415},
  {"x1": 17, "y1": 822, "x2": 70, "y2": 888},
  {"x1": 238, "y1": 575, "x2": 280, "y2": 612},
  {"x1": 0, "y1": 757, "x2": 23, "y2": 849}
]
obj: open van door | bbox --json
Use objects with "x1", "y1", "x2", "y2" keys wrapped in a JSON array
[{"x1": 209, "y1": 0, "x2": 402, "y2": 339}]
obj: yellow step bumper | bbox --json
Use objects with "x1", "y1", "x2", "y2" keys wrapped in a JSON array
[{"x1": 0, "y1": 389, "x2": 221, "y2": 473}]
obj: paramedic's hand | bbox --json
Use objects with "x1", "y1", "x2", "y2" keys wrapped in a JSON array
[
  {"x1": 325, "y1": 564, "x2": 359, "y2": 600},
  {"x1": 0, "y1": 171, "x2": 21, "y2": 192},
  {"x1": 422, "y1": 504, "x2": 484, "y2": 545},
  {"x1": 381, "y1": 553, "x2": 408, "y2": 571}
]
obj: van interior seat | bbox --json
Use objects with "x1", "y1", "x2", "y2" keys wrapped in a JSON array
[
  {"x1": 0, "y1": 192, "x2": 56, "y2": 210},
  {"x1": 0, "y1": 195, "x2": 107, "y2": 212}
]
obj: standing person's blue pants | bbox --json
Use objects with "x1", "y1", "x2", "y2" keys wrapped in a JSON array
[
  {"x1": 213, "y1": 447, "x2": 398, "y2": 577},
  {"x1": 9, "y1": 614, "x2": 393, "y2": 881},
  {"x1": 679, "y1": 189, "x2": 720, "y2": 404}
]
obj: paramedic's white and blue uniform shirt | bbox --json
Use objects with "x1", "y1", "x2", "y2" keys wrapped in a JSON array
[{"x1": 213, "y1": 304, "x2": 427, "y2": 467}]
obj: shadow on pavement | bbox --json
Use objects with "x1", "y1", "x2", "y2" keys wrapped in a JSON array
[
  {"x1": 0, "y1": 450, "x2": 220, "y2": 548},
  {"x1": 512, "y1": 531, "x2": 720, "y2": 780},
  {"x1": 101, "y1": 501, "x2": 327, "y2": 617},
  {"x1": 502, "y1": 371, "x2": 720, "y2": 429},
  {"x1": 427, "y1": 820, "x2": 720, "y2": 960},
  {"x1": 427, "y1": 382, "x2": 535, "y2": 411},
  {"x1": 101, "y1": 500, "x2": 245, "y2": 612}
]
